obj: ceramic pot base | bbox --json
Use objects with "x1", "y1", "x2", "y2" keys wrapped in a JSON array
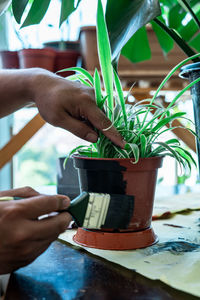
[{"x1": 73, "y1": 227, "x2": 158, "y2": 250}]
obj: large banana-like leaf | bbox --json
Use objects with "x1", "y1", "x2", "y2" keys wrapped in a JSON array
[
  {"x1": 105, "y1": 0, "x2": 161, "y2": 62},
  {"x1": 60, "y1": 0, "x2": 81, "y2": 26},
  {"x1": 121, "y1": 27, "x2": 151, "y2": 63},
  {"x1": 21, "y1": 0, "x2": 51, "y2": 28},
  {"x1": 11, "y1": 0, "x2": 81, "y2": 28},
  {"x1": 12, "y1": 0, "x2": 29, "y2": 23}
]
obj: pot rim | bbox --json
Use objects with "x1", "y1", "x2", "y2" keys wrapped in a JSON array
[
  {"x1": 72, "y1": 154, "x2": 164, "y2": 162},
  {"x1": 179, "y1": 62, "x2": 200, "y2": 79}
]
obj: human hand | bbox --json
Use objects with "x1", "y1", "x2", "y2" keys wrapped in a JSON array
[
  {"x1": 0, "y1": 186, "x2": 71, "y2": 274},
  {"x1": 31, "y1": 68, "x2": 125, "y2": 148}
]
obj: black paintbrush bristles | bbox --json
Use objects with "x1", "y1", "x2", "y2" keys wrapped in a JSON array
[{"x1": 102, "y1": 194, "x2": 134, "y2": 229}]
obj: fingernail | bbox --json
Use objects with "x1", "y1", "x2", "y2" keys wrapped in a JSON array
[
  {"x1": 121, "y1": 139, "x2": 127, "y2": 148},
  {"x1": 86, "y1": 132, "x2": 98, "y2": 143},
  {"x1": 61, "y1": 198, "x2": 70, "y2": 209}
]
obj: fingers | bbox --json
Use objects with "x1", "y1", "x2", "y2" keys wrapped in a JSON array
[
  {"x1": 58, "y1": 104, "x2": 125, "y2": 147},
  {"x1": 32, "y1": 211, "x2": 72, "y2": 240},
  {"x1": 16, "y1": 194, "x2": 71, "y2": 219},
  {"x1": 58, "y1": 112, "x2": 98, "y2": 143},
  {"x1": 88, "y1": 106, "x2": 126, "y2": 148},
  {"x1": 0, "y1": 186, "x2": 39, "y2": 198}
]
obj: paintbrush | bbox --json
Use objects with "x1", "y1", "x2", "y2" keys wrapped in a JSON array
[{"x1": 0, "y1": 192, "x2": 134, "y2": 229}]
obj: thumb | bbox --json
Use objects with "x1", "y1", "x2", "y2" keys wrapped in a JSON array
[{"x1": 16, "y1": 195, "x2": 70, "y2": 219}]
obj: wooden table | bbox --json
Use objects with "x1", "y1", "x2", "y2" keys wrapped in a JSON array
[{"x1": 5, "y1": 239, "x2": 199, "y2": 300}]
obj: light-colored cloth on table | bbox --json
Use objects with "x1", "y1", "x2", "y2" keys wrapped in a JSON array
[
  {"x1": 59, "y1": 193, "x2": 200, "y2": 298},
  {"x1": 153, "y1": 192, "x2": 200, "y2": 219}
]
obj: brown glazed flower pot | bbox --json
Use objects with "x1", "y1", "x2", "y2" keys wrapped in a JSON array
[
  {"x1": 54, "y1": 50, "x2": 80, "y2": 77},
  {"x1": 73, "y1": 156, "x2": 163, "y2": 250},
  {"x1": 18, "y1": 48, "x2": 56, "y2": 71},
  {"x1": 0, "y1": 50, "x2": 19, "y2": 69}
]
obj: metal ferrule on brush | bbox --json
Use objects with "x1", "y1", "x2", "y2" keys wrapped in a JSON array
[{"x1": 83, "y1": 193, "x2": 110, "y2": 229}]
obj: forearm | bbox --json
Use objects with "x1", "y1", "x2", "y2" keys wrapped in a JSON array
[{"x1": 0, "y1": 68, "x2": 44, "y2": 118}]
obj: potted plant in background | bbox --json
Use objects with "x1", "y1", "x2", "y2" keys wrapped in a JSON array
[
  {"x1": 10, "y1": 0, "x2": 81, "y2": 75},
  {"x1": 59, "y1": 0, "x2": 199, "y2": 250}
]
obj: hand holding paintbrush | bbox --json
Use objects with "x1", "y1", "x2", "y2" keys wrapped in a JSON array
[{"x1": 0, "y1": 191, "x2": 134, "y2": 230}]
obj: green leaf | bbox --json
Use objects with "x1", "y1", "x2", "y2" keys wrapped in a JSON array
[
  {"x1": 12, "y1": 0, "x2": 29, "y2": 24},
  {"x1": 172, "y1": 146, "x2": 197, "y2": 168},
  {"x1": 189, "y1": 33, "x2": 200, "y2": 52},
  {"x1": 152, "y1": 112, "x2": 186, "y2": 132},
  {"x1": 66, "y1": 74, "x2": 92, "y2": 87},
  {"x1": 94, "y1": 69, "x2": 103, "y2": 108},
  {"x1": 113, "y1": 68, "x2": 127, "y2": 127},
  {"x1": 113, "y1": 146, "x2": 129, "y2": 158},
  {"x1": 97, "y1": 0, "x2": 113, "y2": 119},
  {"x1": 57, "y1": 67, "x2": 94, "y2": 85},
  {"x1": 140, "y1": 134, "x2": 147, "y2": 157},
  {"x1": 121, "y1": 26, "x2": 151, "y2": 63},
  {"x1": 63, "y1": 145, "x2": 89, "y2": 168},
  {"x1": 151, "y1": 16, "x2": 174, "y2": 56},
  {"x1": 65, "y1": 74, "x2": 85, "y2": 81},
  {"x1": 77, "y1": 77, "x2": 92, "y2": 87},
  {"x1": 60, "y1": 0, "x2": 81, "y2": 27},
  {"x1": 152, "y1": 18, "x2": 198, "y2": 60},
  {"x1": 105, "y1": 0, "x2": 161, "y2": 62},
  {"x1": 177, "y1": 0, "x2": 200, "y2": 29},
  {"x1": 125, "y1": 143, "x2": 140, "y2": 163},
  {"x1": 21, "y1": 0, "x2": 51, "y2": 28},
  {"x1": 167, "y1": 4, "x2": 186, "y2": 30},
  {"x1": 151, "y1": 142, "x2": 181, "y2": 164}
]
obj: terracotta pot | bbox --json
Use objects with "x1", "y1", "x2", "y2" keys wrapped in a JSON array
[
  {"x1": 180, "y1": 62, "x2": 200, "y2": 176},
  {"x1": 73, "y1": 155, "x2": 163, "y2": 250},
  {"x1": 54, "y1": 50, "x2": 80, "y2": 77},
  {"x1": 79, "y1": 26, "x2": 185, "y2": 72},
  {"x1": 18, "y1": 48, "x2": 56, "y2": 71},
  {"x1": 0, "y1": 50, "x2": 19, "y2": 69}
]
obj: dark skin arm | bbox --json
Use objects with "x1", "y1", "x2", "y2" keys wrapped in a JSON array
[{"x1": 0, "y1": 68, "x2": 125, "y2": 147}]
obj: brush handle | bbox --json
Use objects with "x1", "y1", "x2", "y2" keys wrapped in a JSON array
[
  {"x1": 0, "y1": 193, "x2": 90, "y2": 227},
  {"x1": 0, "y1": 196, "x2": 21, "y2": 201}
]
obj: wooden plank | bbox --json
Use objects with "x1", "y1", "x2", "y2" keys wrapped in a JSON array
[{"x1": 0, "y1": 113, "x2": 45, "y2": 169}]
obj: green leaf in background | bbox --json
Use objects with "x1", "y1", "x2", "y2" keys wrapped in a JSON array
[
  {"x1": 178, "y1": 14, "x2": 200, "y2": 42},
  {"x1": 151, "y1": 16, "x2": 174, "y2": 56},
  {"x1": 60, "y1": 0, "x2": 81, "y2": 27},
  {"x1": 97, "y1": 0, "x2": 113, "y2": 119},
  {"x1": 167, "y1": 3, "x2": 186, "y2": 30},
  {"x1": 12, "y1": 0, "x2": 29, "y2": 24},
  {"x1": 177, "y1": 0, "x2": 200, "y2": 29},
  {"x1": 121, "y1": 26, "x2": 151, "y2": 63},
  {"x1": 21, "y1": 0, "x2": 51, "y2": 28},
  {"x1": 189, "y1": 34, "x2": 200, "y2": 52},
  {"x1": 105, "y1": 0, "x2": 161, "y2": 62},
  {"x1": 152, "y1": 18, "x2": 198, "y2": 60}
]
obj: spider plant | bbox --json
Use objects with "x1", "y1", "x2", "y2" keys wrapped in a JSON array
[{"x1": 59, "y1": 0, "x2": 200, "y2": 174}]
